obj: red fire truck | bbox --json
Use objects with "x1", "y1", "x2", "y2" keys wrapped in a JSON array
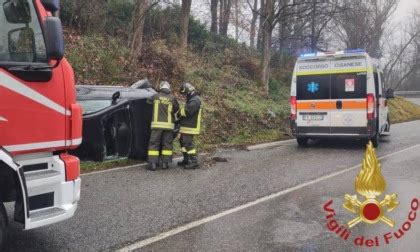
[{"x1": 0, "y1": 0, "x2": 82, "y2": 248}]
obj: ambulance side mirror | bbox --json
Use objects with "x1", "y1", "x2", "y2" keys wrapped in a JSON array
[{"x1": 385, "y1": 89, "x2": 395, "y2": 99}]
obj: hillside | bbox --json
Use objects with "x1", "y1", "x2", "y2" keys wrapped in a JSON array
[
  {"x1": 66, "y1": 31, "x2": 292, "y2": 151},
  {"x1": 63, "y1": 6, "x2": 420, "y2": 158}
]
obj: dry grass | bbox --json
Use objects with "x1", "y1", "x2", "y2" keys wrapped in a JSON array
[{"x1": 388, "y1": 96, "x2": 420, "y2": 124}]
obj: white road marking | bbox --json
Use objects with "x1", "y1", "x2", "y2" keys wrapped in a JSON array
[
  {"x1": 81, "y1": 157, "x2": 183, "y2": 176},
  {"x1": 117, "y1": 143, "x2": 420, "y2": 251},
  {"x1": 246, "y1": 139, "x2": 295, "y2": 151}
]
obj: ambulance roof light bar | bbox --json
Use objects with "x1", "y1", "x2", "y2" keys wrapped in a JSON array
[
  {"x1": 344, "y1": 48, "x2": 366, "y2": 54},
  {"x1": 299, "y1": 52, "x2": 317, "y2": 58},
  {"x1": 299, "y1": 49, "x2": 367, "y2": 58}
]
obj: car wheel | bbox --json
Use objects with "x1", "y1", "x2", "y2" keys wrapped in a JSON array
[
  {"x1": 297, "y1": 137, "x2": 309, "y2": 147},
  {"x1": 370, "y1": 132, "x2": 379, "y2": 147},
  {"x1": 0, "y1": 203, "x2": 8, "y2": 251}
]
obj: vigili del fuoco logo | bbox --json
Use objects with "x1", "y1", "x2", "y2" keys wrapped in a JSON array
[{"x1": 322, "y1": 141, "x2": 419, "y2": 248}]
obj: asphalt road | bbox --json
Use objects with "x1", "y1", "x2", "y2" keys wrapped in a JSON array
[{"x1": 5, "y1": 120, "x2": 420, "y2": 251}]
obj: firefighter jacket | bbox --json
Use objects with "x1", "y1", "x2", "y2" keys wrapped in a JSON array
[
  {"x1": 179, "y1": 92, "x2": 202, "y2": 135},
  {"x1": 148, "y1": 90, "x2": 179, "y2": 130}
]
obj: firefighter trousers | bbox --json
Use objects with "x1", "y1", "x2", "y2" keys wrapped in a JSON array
[
  {"x1": 148, "y1": 129, "x2": 174, "y2": 164},
  {"x1": 179, "y1": 134, "x2": 197, "y2": 157}
]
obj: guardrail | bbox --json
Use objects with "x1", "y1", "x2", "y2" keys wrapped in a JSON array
[{"x1": 394, "y1": 91, "x2": 420, "y2": 97}]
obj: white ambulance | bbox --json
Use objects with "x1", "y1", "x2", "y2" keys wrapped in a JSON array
[{"x1": 290, "y1": 49, "x2": 394, "y2": 147}]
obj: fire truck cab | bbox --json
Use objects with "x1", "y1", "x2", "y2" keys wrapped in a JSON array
[
  {"x1": 290, "y1": 49, "x2": 394, "y2": 147},
  {"x1": 0, "y1": 0, "x2": 82, "y2": 248}
]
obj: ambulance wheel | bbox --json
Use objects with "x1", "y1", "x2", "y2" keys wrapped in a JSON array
[
  {"x1": 297, "y1": 137, "x2": 308, "y2": 146},
  {"x1": 370, "y1": 132, "x2": 379, "y2": 148},
  {"x1": 0, "y1": 203, "x2": 8, "y2": 251}
]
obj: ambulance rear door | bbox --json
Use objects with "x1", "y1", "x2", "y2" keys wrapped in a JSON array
[
  {"x1": 329, "y1": 58, "x2": 368, "y2": 135},
  {"x1": 295, "y1": 60, "x2": 332, "y2": 135}
]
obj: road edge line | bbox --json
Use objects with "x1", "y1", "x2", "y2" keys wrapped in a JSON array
[
  {"x1": 81, "y1": 157, "x2": 182, "y2": 177},
  {"x1": 246, "y1": 139, "x2": 295, "y2": 151},
  {"x1": 116, "y1": 143, "x2": 420, "y2": 251}
]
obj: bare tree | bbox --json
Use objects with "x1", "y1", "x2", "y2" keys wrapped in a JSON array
[
  {"x1": 307, "y1": 0, "x2": 340, "y2": 51},
  {"x1": 384, "y1": 13, "x2": 420, "y2": 90},
  {"x1": 235, "y1": 0, "x2": 239, "y2": 41},
  {"x1": 131, "y1": 0, "x2": 150, "y2": 60},
  {"x1": 261, "y1": 0, "x2": 274, "y2": 93},
  {"x1": 250, "y1": 0, "x2": 258, "y2": 48},
  {"x1": 331, "y1": 0, "x2": 397, "y2": 58},
  {"x1": 180, "y1": 0, "x2": 192, "y2": 49},
  {"x1": 257, "y1": 0, "x2": 265, "y2": 50},
  {"x1": 211, "y1": 0, "x2": 219, "y2": 33},
  {"x1": 219, "y1": 0, "x2": 233, "y2": 36},
  {"x1": 251, "y1": 0, "x2": 313, "y2": 93}
]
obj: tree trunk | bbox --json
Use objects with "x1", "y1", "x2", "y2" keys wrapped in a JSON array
[
  {"x1": 219, "y1": 0, "x2": 223, "y2": 34},
  {"x1": 219, "y1": 0, "x2": 232, "y2": 36},
  {"x1": 261, "y1": 0, "x2": 273, "y2": 94},
  {"x1": 278, "y1": 21, "x2": 286, "y2": 66},
  {"x1": 257, "y1": 0, "x2": 265, "y2": 50},
  {"x1": 180, "y1": 0, "x2": 192, "y2": 49},
  {"x1": 131, "y1": 0, "x2": 148, "y2": 61},
  {"x1": 250, "y1": 0, "x2": 258, "y2": 49},
  {"x1": 310, "y1": 0, "x2": 317, "y2": 51},
  {"x1": 210, "y1": 0, "x2": 218, "y2": 33},
  {"x1": 235, "y1": 0, "x2": 239, "y2": 41}
]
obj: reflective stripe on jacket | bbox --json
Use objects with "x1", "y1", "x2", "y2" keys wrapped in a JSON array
[
  {"x1": 148, "y1": 90, "x2": 179, "y2": 130},
  {"x1": 179, "y1": 93, "x2": 202, "y2": 135}
]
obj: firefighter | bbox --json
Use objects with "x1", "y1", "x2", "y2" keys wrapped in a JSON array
[
  {"x1": 147, "y1": 81, "x2": 179, "y2": 171},
  {"x1": 177, "y1": 83, "x2": 202, "y2": 169}
]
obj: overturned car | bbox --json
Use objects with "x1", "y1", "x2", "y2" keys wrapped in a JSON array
[{"x1": 71, "y1": 80, "x2": 156, "y2": 162}]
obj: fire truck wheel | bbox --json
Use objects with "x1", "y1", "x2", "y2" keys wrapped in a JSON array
[{"x1": 0, "y1": 203, "x2": 8, "y2": 251}]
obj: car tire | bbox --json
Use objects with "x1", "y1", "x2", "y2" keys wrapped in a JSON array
[
  {"x1": 0, "y1": 203, "x2": 8, "y2": 251},
  {"x1": 370, "y1": 132, "x2": 379, "y2": 147},
  {"x1": 297, "y1": 138, "x2": 309, "y2": 147}
]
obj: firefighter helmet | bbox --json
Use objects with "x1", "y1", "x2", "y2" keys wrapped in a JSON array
[
  {"x1": 159, "y1": 81, "x2": 171, "y2": 91},
  {"x1": 180, "y1": 83, "x2": 195, "y2": 95}
]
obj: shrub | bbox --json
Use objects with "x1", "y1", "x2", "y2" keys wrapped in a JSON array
[{"x1": 66, "y1": 34, "x2": 131, "y2": 85}]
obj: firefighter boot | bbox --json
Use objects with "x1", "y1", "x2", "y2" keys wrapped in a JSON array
[
  {"x1": 177, "y1": 153, "x2": 189, "y2": 166},
  {"x1": 146, "y1": 162, "x2": 157, "y2": 171},
  {"x1": 184, "y1": 155, "x2": 199, "y2": 169},
  {"x1": 162, "y1": 162, "x2": 170, "y2": 170}
]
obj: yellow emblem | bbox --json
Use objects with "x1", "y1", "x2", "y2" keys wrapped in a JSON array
[{"x1": 343, "y1": 141, "x2": 399, "y2": 228}]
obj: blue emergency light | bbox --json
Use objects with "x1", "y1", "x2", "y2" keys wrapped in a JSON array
[{"x1": 299, "y1": 52, "x2": 317, "y2": 58}]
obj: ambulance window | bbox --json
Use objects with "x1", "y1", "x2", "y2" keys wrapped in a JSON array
[
  {"x1": 330, "y1": 72, "x2": 367, "y2": 99},
  {"x1": 296, "y1": 75, "x2": 330, "y2": 100}
]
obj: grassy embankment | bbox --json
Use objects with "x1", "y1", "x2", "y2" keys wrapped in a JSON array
[
  {"x1": 67, "y1": 33, "x2": 291, "y2": 172},
  {"x1": 388, "y1": 96, "x2": 420, "y2": 123},
  {"x1": 66, "y1": 35, "x2": 420, "y2": 173}
]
